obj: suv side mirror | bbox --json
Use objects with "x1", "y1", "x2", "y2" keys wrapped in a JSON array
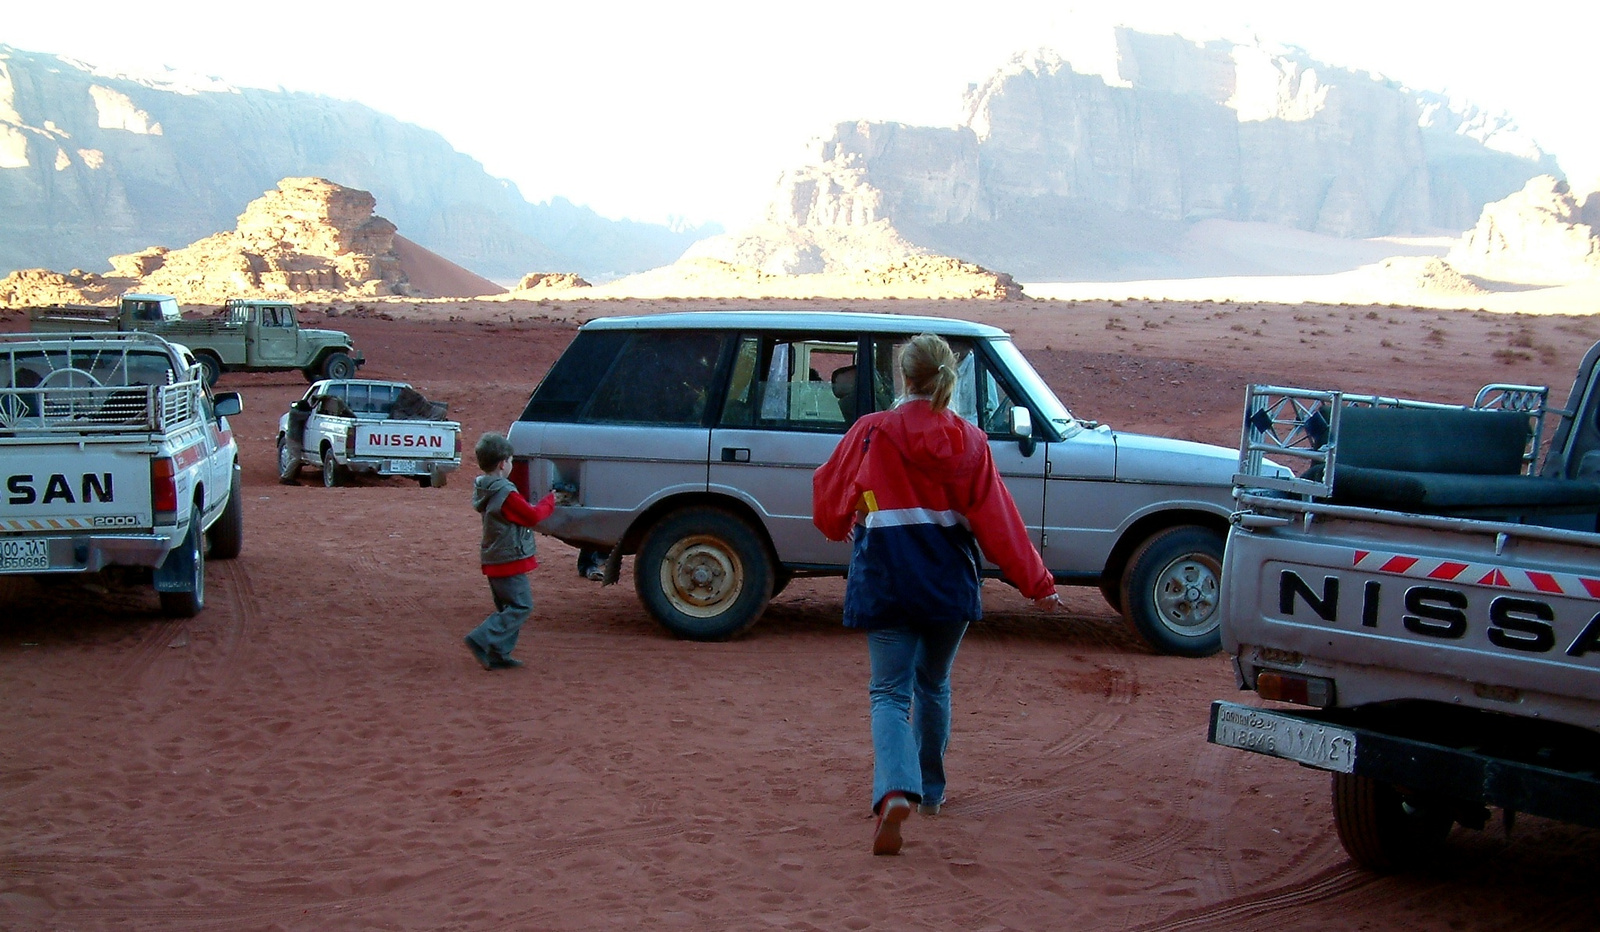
[
  {"x1": 213, "y1": 392, "x2": 243, "y2": 418},
  {"x1": 1010, "y1": 406, "x2": 1036, "y2": 457}
]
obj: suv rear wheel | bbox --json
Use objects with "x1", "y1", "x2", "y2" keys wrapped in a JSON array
[{"x1": 635, "y1": 507, "x2": 774, "y2": 640}]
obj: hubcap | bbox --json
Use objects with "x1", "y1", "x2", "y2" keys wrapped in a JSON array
[
  {"x1": 1153, "y1": 555, "x2": 1220, "y2": 633},
  {"x1": 660, "y1": 535, "x2": 742, "y2": 618}
]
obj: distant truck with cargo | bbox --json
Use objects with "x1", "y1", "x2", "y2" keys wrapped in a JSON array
[
  {"x1": 277, "y1": 379, "x2": 460, "y2": 488},
  {"x1": 1208, "y1": 345, "x2": 1600, "y2": 870},
  {"x1": 29, "y1": 294, "x2": 365, "y2": 386},
  {"x1": 0, "y1": 331, "x2": 243, "y2": 616}
]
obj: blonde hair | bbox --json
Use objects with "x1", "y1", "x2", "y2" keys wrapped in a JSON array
[{"x1": 900, "y1": 333, "x2": 957, "y2": 413}]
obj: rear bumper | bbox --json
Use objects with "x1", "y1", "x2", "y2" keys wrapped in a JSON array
[
  {"x1": 0, "y1": 530, "x2": 181, "y2": 574},
  {"x1": 1208, "y1": 700, "x2": 1600, "y2": 829}
]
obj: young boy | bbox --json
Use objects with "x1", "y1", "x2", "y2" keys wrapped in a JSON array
[{"x1": 464, "y1": 432, "x2": 559, "y2": 671}]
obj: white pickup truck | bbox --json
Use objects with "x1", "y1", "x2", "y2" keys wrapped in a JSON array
[
  {"x1": 277, "y1": 379, "x2": 460, "y2": 488},
  {"x1": 1208, "y1": 344, "x2": 1600, "y2": 871},
  {"x1": 0, "y1": 332, "x2": 244, "y2": 616}
]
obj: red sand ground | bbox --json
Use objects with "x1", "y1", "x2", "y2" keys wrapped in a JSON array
[{"x1": 3, "y1": 298, "x2": 1597, "y2": 931}]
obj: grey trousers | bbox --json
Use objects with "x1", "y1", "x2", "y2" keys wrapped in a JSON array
[{"x1": 468, "y1": 573, "x2": 533, "y2": 658}]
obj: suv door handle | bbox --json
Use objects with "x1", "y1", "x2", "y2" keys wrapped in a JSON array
[{"x1": 721, "y1": 447, "x2": 750, "y2": 463}]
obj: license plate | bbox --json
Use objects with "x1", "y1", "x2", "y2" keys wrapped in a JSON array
[
  {"x1": 1210, "y1": 703, "x2": 1357, "y2": 773},
  {"x1": 384, "y1": 460, "x2": 424, "y2": 475},
  {"x1": 0, "y1": 537, "x2": 49, "y2": 570}
]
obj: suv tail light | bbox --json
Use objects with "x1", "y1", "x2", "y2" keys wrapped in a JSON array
[
  {"x1": 510, "y1": 459, "x2": 530, "y2": 499},
  {"x1": 151, "y1": 457, "x2": 178, "y2": 523}
]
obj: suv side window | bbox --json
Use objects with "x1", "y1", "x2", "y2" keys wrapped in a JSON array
[
  {"x1": 719, "y1": 334, "x2": 858, "y2": 432},
  {"x1": 586, "y1": 331, "x2": 729, "y2": 426},
  {"x1": 869, "y1": 335, "x2": 1027, "y2": 436}
]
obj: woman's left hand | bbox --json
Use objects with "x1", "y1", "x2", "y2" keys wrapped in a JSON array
[{"x1": 1034, "y1": 592, "x2": 1064, "y2": 612}]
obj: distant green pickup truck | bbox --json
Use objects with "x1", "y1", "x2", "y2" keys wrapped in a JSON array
[{"x1": 29, "y1": 294, "x2": 365, "y2": 386}]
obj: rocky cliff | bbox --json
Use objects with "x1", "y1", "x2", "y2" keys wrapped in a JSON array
[
  {"x1": 0, "y1": 177, "x2": 499, "y2": 306},
  {"x1": 737, "y1": 30, "x2": 1559, "y2": 281},
  {"x1": 1445, "y1": 175, "x2": 1600, "y2": 284},
  {"x1": 0, "y1": 45, "x2": 713, "y2": 282}
]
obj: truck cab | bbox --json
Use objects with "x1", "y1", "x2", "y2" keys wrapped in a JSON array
[{"x1": 119, "y1": 293, "x2": 182, "y2": 323}]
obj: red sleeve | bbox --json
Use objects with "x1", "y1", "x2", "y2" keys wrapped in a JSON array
[
  {"x1": 812, "y1": 418, "x2": 875, "y2": 541},
  {"x1": 500, "y1": 490, "x2": 556, "y2": 527},
  {"x1": 958, "y1": 433, "x2": 1056, "y2": 600}
]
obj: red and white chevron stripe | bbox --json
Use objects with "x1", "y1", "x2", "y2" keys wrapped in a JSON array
[{"x1": 1352, "y1": 549, "x2": 1600, "y2": 601}]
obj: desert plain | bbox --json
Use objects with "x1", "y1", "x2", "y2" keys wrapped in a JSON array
[{"x1": 2, "y1": 294, "x2": 1598, "y2": 931}]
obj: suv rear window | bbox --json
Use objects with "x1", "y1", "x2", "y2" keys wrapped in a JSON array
[{"x1": 521, "y1": 329, "x2": 730, "y2": 426}]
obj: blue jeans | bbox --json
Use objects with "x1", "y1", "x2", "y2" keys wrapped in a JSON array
[
  {"x1": 866, "y1": 622, "x2": 969, "y2": 813},
  {"x1": 468, "y1": 573, "x2": 532, "y2": 659}
]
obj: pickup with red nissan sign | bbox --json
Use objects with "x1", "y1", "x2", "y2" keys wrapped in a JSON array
[{"x1": 277, "y1": 379, "x2": 460, "y2": 488}]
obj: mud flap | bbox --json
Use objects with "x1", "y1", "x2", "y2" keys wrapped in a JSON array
[{"x1": 153, "y1": 524, "x2": 197, "y2": 593}]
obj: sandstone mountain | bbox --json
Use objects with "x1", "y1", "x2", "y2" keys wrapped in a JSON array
[
  {"x1": 0, "y1": 44, "x2": 713, "y2": 283},
  {"x1": 1445, "y1": 175, "x2": 1600, "y2": 284},
  {"x1": 702, "y1": 30, "x2": 1560, "y2": 282},
  {"x1": 0, "y1": 177, "x2": 502, "y2": 307}
]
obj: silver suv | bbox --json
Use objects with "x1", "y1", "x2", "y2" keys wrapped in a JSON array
[{"x1": 508, "y1": 311, "x2": 1247, "y2": 656}]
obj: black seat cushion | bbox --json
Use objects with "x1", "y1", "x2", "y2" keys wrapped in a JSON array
[{"x1": 1338, "y1": 406, "x2": 1530, "y2": 475}]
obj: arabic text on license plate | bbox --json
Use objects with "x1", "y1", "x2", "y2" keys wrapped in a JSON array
[
  {"x1": 1213, "y1": 705, "x2": 1357, "y2": 773},
  {"x1": 0, "y1": 537, "x2": 49, "y2": 570}
]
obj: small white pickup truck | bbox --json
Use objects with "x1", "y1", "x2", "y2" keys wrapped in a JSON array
[
  {"x1": 277, "y1": 379, "x2": 460, "y2": 488},
  {"x1": 0, "y1": 332, "x2": 244, "y2": 616}
]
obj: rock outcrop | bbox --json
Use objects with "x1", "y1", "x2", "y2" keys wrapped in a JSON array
[
  {"x1": 589, "y1": 254, "x2": 1022, "y2": 301},
  {"x1": 737, "y1": 30, "x2": 1559, "y2": 281},
  {"x1": 0, "y1": 44, "x2": 714, "y2": 281},
  {"x1": 1446, "y1": 176, "x2": 1600, "y2": 284},
  {"x1": 0, "y1": 177, "x2": 501, "y2": 306}
]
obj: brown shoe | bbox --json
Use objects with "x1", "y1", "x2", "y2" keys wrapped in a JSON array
[{"x1": 872, "y1": 792, "x2": 912, "y2": 855}]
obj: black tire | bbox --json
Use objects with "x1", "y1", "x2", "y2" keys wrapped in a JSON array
[
  {"x1": 195, "y1": 352, "x2": 222, "y2": 388},
  {"x1": 158, "y1": 511, "x2": 205, "y2": 617},
  {"x1": 208, "y1": 465, "x2": 244, "y2": 559},
  {"x1": 320, "y1": 351, "x2": 356, "y2": 380},
  {"x1": 1332, "y1": 773, "x2": 1453, "y2": 872},
  {"x1": 635, "y1": 507, "x2": 773, "y2": 640},
  {"x1": 277, "y1": 435, "x2": 301, "y2": 483},
  {"x1": 322, "y1": 449, "x2": 343, "y2": 488},
  {"x1": 1119, "y1": 525, "x2": 1225, "y2": 657},
  {"x1": 1099, "y1": 579, "x2": 1122, "y2": 613},
  {"x1": 301, "y1": 367, "x2": 319, "y2": 383}
]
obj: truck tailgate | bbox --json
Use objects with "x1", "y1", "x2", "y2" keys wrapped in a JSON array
[
  {"x1": 1, "y1": 447, "x2": 155, "y2": 569},
  {"x1": 351, "y1": 421, "x2": 457, "y2": 459},
  {"x1": 1223, "y1": 508, "x2": 1600, "y2": 722}
]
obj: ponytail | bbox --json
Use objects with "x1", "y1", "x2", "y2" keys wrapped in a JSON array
[{"x1": 900, "y1": 333, "x2": 958, "y2": 413}]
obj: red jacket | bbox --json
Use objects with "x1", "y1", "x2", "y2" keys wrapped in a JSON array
[{"x1": 813, "y1": 400, "x2": 1053, "y2": 627}]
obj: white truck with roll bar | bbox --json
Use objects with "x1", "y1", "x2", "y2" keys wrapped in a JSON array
[
  {"x1": 0, "y1": 332, "x2": 243, "y2": 616},
  {"x1": 1208, "y1": 343, "x2": 1600, "y2": 870}
]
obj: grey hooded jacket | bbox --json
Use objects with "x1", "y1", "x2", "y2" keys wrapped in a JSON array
[{"x1": 473, "y1": 474, "x2": 538, "y2": 566}]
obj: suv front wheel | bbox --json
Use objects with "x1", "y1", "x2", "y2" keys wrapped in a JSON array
[{"x1": 635, "y1": 507, "x2": 774, "y2": 641}]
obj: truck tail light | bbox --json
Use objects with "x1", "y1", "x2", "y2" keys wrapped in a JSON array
[
  {"x1": 509, "y1": 458, "x2": 530, "y2": 499},
  {"x1": 1255, "y1": 671, "x2": 1335, "y2": 708},
  {"x1": 151, "y1": 457, "x2": 178, "y2": 523},
  {"x1": 346, "y1": 427, "x2": 356, "y2": 458}
]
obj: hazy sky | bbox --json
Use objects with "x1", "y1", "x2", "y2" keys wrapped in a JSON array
[{"x1": 6, "y1": 1, "x2": 1597, "y2": 228}]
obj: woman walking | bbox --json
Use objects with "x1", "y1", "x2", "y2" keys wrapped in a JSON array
[{"x1": 813, "y1": 333, "x2": 1061, "y2": 855}]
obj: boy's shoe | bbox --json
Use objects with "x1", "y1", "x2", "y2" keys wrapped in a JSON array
[
  {"x1": 463, "y1": 636, "x2": 493, "y2": 671},
  {"x1": 489, "y1": 654, "x2": 524, "y2": 669},
  {"x1": 918, "y1": 800, "x2": 943, "y2": 816},
  {"x1": 872, "y1": 792, "x2": 912, "y2": 856}
]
